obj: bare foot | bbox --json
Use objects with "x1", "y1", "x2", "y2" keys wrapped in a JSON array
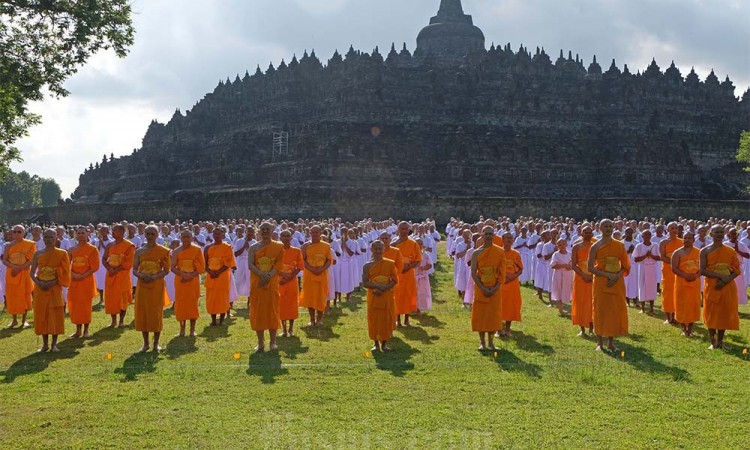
[
  {"x1": 488, "y1": 343, "x2": 497, "y2": 350},
  {"x1": 7, "y1": 321, "x2": 18, "y2": 328},
  {"x1": 370, "y1": 346, "x2": 380, "y2": 352},
  {"x1": 153, "y1": 346, "x2": 162, "y2": 352},
  {"x1": 478, "y1": 345, "x2": 487, "y2": 351},
  {"x1": 382, "y1": 344, "x2": 391, "y2": 352},
  {"x1": 708, "y1": 344, "x2": 716, "y2": 350},
  {"x1": 139, "y1": 345, "x2": 149, "y2": 353},
  {"x1": 315, "y1": 321, "x2": 324, "y2": 327},
  {"x1": 189, "y1": 331, "x2": 197, "y2": 337},
  {"x1": 69, "y1": 332, "x2": 81, "y2": 338},
  {"x1": 177, "y1": 332, "x2": 185, "y2": 337},
  {"x1": 288, "y1": 330, "x2": 294, "y2": 337},
  {"x1": 595, "y1": 345, "x2": 603, "y2": 352},
  {"x1": 306, "y1": 322, "x2": 314, "y2": 327},
  {"x1": 109, "y1": 323, "x2": 117, "y2": 329},
  {"x1": 577, "y1": 331, "x2": 586, "y2": 337},
  {"x1": 608, "y1": 346, "x2": 620, "y2": 353},
  {"x1": 82, "y1": 332, "x2": 90, "y2": 338},
  {"x1": 254, "y1": 345, "x2": 265, "y2": 353},
  {"x1": 22, "y1": 322, "x2": 30, "y2": 329},
  {"x1": 37, "y1": 346, "x2": 49, "y2": 353},
  {"x1": 118, "y1": 323, "x2": 127, "y2": 328},
  {"x1": 269, "y1": 344, "x2": 278, "y2": 351},
  {"x1": 50, "y1": 346, "x2": 60, "y2": 353},
  {"x1": 663, "y1": 319, "x2": 671, "y2": 325},
  {"x1": 506, "y1": 331, "x2": 513, "y2": 338},
  {"x1": 495, "y1": 331, "x2": 505, "y2": 338}
]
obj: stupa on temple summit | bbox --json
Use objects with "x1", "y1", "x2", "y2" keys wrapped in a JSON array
[{"x1": 70, "y1": 0, "x2": 750, "y2": 220}]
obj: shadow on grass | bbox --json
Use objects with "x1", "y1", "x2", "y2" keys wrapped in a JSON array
[
  {"x1": 739, "y1": 311, "x2": 750, "y2": 320},
  {"x1": 611, "y1": 341, "x2": 691, "y2": 382},
  {"x1": 1, "y1": 338, "x2": 82, "y2": 383},
  {"x1": 162, "y1": 307, "x2": 174, "y2": 320},
  {"x1": 0, "y1": 326, "x2": 24, "y2": 341},
  {"x1": 164, "y1": 335, "x2": 198, "y2": 360},
  {"x1": 399, "y1": 325, "x2": 439, "y2": 345},
  {"x1": 512, "y1": 331, "x2": 554, "y2": 355},
  {"x1": 301, "y1": 323, "x2": 341, "y2": 342},
  {"x1": 412, "y1": 314, "x2": 446, "y2": 329},
  {"x1": 114, "y1": 351, "x2": 161, "y2": 382},
  {"x1": 199, "y1": 323, "x2": 230, "y2": 342},
  {"x1": 246, "y1": 350, "x2": 287, "y2": 384},
  {"x1": 484, "y1": 348, "x2": 542, "y2": 379},
  {"x1": 87, "y1": 325, "x2": 126, "y2": 347},
  {"x1": 277, "y1": 335, "x2": 309, "y2": 360},
  {"x1": 339, "y1": 292, "x2": 364, "y2": 313},
  {"x1": 371, "y1": 337, "x2": 419, "y2": 377}
]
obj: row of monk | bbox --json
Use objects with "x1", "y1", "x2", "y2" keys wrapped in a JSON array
[
  {"x1": 446, "y1": 216, "x2": 747, "y2": 351},
  {"x1": 0, "y1": 219, "x2": 436, "y2": 353}
]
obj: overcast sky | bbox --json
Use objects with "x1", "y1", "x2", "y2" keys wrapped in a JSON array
[{"x1": 13, "y1": 0, "x2": 750, "y2": 197}]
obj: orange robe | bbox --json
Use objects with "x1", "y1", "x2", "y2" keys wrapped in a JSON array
[
  {"x1": 661, "y1": 238, "x2": 683, "y2": 314},
  {"x1": 366, "y1": 258, "x2": 399, "y2": 341},
  {"x1": 4, "y1": 239, "x2": 36, "y2": 315},
  {"x1": 134, "y1": 245, "x2": 170, "y2": 333},
  {"x1": 279, "y1": 246, "x2": 303, "y2": 320},
  {"x1": 703, "y1": 245, "x2": 740, "y2": 330},
  {"x1": 383, "y1": 247, "x2": 403, "y2": 329},
  {"x1": 33, "y1": 248, "x2": 71, "y2": 335},
  {"x1": 501, "y1": 249, "x2": 523, "y2": 322},
  {"x1": 67, "y1": 243, "x2": 100, "y2": 325},
  {"x1": 173, "y1": 245, "x2": 205, "y2": 322},
  {"x1": 249, "y1": 241, "x2": 284, "y2": 331},
  {"x1": 572, "y1": 241, "x2": 594, "y2": 327},
  {"x1": 300, "y1": 242, "x2": 331, "y2": 313},
  {"x1": 674, "y1": 248, "x2": 701, "y2": 324},
  {"x1": 205, "y1": 242, "x2": 236, "y2": 315},
  {"x1": 394, "y1": 238, "x2": 422, "y2": 314},
  {"x1": 472, "y1": 245, "x2": 506, "y2": 332},
  {"x1": 104, "y1": 240, "x2": 135, "y2": 314},
  {"x1": 476, "y1": 235, "x2": 504, "y2": 247},
  {"x1": 592, "y1": 240, "x2": 630, "y2": 337}
]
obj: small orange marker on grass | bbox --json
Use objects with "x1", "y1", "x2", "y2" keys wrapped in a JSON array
[
  {"x1": 233, "y1": 353, "x2": 241, "y2": 360},
  {"x1": 105, "y1": 353, "x2": 113, "y2": 360}
]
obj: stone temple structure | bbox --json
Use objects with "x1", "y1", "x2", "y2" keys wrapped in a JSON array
[{"x1": 64, "y1": 0, "x2": 749, "y2": 221}]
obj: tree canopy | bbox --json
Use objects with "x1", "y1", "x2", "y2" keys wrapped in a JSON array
[
  {"x1": 0, "y1": 169, "x2": 62, "y2": 219},
  {"x1": 0, "y1": 0, "x2": 134, "y2": 177}
]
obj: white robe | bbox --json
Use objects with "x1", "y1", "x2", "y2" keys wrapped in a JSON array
[
  {"x1": 463, "y1": 248, "x2": 475, "y2": 305},
  {"x1": 514, "y1": 236, "x2": 533, "y2": 283},
  {"x1": 453, "y1": 240, "x2": 470, "y2": 291},
  {"x1": 92, "y1": 237, "x2": 114, "y2": 291},
  {"x1": 634, "y1": 243, "x2": 658, "y2": 302},
  {"x1": 550, "y1": 251, "x2": 573, "y2": 303},
  {"x1": 232, "y1": 238, "x2": 252, "y2": 297},
  {"x1": 623, "y1": 239, "x2": 638, "y2": 299},
  {"x1": 416, "y1": 253, "x2": 432, "y2": 311}
]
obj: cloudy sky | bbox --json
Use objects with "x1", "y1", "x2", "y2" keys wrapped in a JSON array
[{"x1": 13, "y1": 0, "x2": 750, "y2": 197}]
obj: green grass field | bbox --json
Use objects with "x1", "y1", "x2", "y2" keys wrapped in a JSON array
[{"x1": 1, "y1": 243, "x2": 749, "y2": 449}]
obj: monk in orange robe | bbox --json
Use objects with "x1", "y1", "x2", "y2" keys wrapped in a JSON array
[
  {"x1": 30, "y1": 229, "x2": 71, "y2": 352},
  {"x1": 133, "y1": 225, "x2": 171, "y2": 352},
  {"x1": 659, "y1": 222, "x2": 683, "y2": 324},
  {"x1": 380, "y1": 232, "x2": 403, "y2": 331},
  {"x1": 500, "y1": 232, "x2": 523, "y2": 337},
  {"x1": 102, "y1": 224, "x2": 135, "y2": 328},
  {"x1": 248, "y1": 222, "x2": 285, "y2": 351},
  {"x1": 392, "y1": 222, "x2": 422, "y2": 327},
  {"x1": 471, "y1": 226, "x2": 506, "y2": 350},
  {"x1": 172, "y1": 229, "x2": 205, "y2": 337},
  {"x1": 67, "y1": 226, "x2": 100, "y2": 338},
  {"x1": 571, "y1": 225, "x2": 595, "y2": 336},
  {"x1": 588, "y1": 219, "x2": 630, "y2": 352},
  {"x1": 672, "y1": 231, "x2": 701, "y2": 337},
  {"x1": 279, "y1": 230, "x2": 303, "y2": 336},
  {"x1": 300, "y1": 225, "x2": 331, "y2": 327},
  {"x1": 362, "y1": 240, "x2": 398, "y2": 352},
  {"x1": 204, "y1": 227, "x2": 236, "y2": 326},
  {"x1": 3, "y1": 225, "x2": 36, "y2": 328},
  {"x1": 700, "y1": 225, "x2": 740, "y2": 350}
]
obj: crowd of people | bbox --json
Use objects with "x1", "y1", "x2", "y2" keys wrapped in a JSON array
[
  {"x1": 0, "y1": 215, "x2": 747, "y2": 354},
  {"x1": 0, "y1": 219, "x2": 437, "y2": 353},
  {"x1": 447, "y1": 216, "x2": 748, "y2": 350}
]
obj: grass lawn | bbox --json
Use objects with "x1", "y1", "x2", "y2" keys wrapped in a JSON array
[{"x1": 1, "y1": 243, "x2": 749, "y2": 449}]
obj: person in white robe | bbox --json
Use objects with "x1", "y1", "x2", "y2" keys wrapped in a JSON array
[
  {"x1": 550, "y1": 239, "x2": 573, "y2": 314},
  {"x1": 633, "y1": 230, "x2": 659, "y2": 314}
]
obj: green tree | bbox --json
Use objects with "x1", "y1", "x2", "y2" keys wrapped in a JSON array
[
  {"x1": 737, "y1": 130, "x2": 750, "y2": 172},
  {"x1": 0, "y1": 0, "x2": 134, "y2": 178},
  {"x1": 0, "y1": 170, "x2": 39, "y2": 212},
  {"x1": 39, "y1": 178, "x2": 62, "y2": 206}
]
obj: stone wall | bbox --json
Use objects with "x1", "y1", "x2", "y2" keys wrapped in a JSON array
[{"x1": 8, "y1": 189, "x2": 749, "y2": 225}]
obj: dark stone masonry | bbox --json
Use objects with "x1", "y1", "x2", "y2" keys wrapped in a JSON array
[{"x1": 28, "y1": 0, "x2": 750, "y2": 222}]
